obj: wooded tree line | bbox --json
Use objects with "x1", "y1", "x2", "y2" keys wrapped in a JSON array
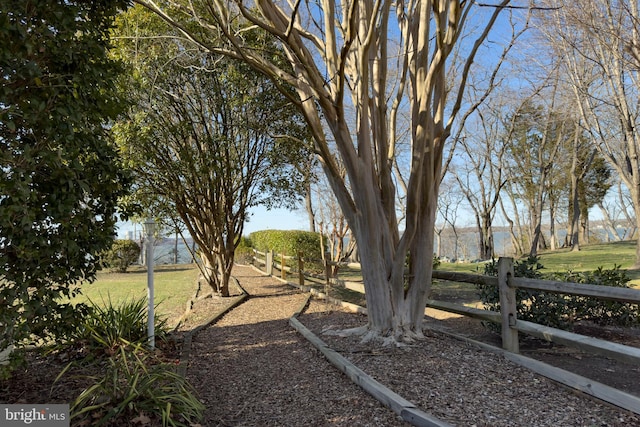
[
  {"x1": 3, "y1": 0, "x2": 640, "y2": 347},
  {"x1": 455, "y1": 0, "x2": 640, "y2": 263},
  {"x1": 308, "y1": 0, "x2": 640, "y2": 266}
]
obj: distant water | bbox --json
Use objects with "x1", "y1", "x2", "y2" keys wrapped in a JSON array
[
  {"x1": 133, "y1": 225, "x2": 628, "y2": 265},
  {"x1": 136, "y1": 237, "x2": 196, "y2": 265}
]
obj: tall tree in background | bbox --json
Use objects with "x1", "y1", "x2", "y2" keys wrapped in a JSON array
[
  {"x1": 113, "y1": 6, "x2": 310, "y2": 296},
  {"x1": 0, "y1": 1, "x2": 130, "y2": 354},
  {"x1": 453, "y1": 102, "x2": 509, "y2": 260},
  {"x1": 136, "y1": 0, "x2": 514, "y2": 342},
  {"x1": 504, "y1": 95, "x2": 572, "y2": 257},
  {"x1": 540, "y1": 0, "x2": 640, "y2": 266},
  {"x1": 435, "y1": 177, "x2": 463, "y2": 260}
]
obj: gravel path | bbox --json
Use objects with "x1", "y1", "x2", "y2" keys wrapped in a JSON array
[
  {"x1": 185, "y1": 265, "x2": 640, "y2": 426},
  {"x1": 185, "y1": 266, "x2": 408, "y2": 426}
]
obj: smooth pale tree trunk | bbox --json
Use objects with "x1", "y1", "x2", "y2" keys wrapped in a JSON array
[
  {"x1": 435, "y1": 231, "x2": 443, "y2": 258},
  {"x1": 570, "y1": 171, "x2": 581, "y2": 251},
  {"x1": 549, "y1": 198, "x2": 557, "y2": 251},
  {"x1": 135, "y1": 0, "x2": 510, "y2": 342}
]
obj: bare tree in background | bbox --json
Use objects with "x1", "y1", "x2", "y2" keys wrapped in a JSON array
[
  {"x1": 540, "y1": 0, "x2": 640, "y2": 266},
  {"x1": 453, "y1": 100, "x2": 509, "y2": 260},
  {"x1": 435, "y1": 177, "x2": 463, "y2": 260}
]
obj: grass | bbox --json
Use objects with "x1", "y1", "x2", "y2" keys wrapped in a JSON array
[
  {"x1": 71, "y1": 264, "x2": 201, "y2": 327},
  {"x1": 435, "y1": 240, "x2": 640, "y2": 288},
  {"x1": 537, "y1": 241, "x2": 638, "y2": 273},
  {"x1": 74, "y1": 240, "x2": 640, "y2": 323}
]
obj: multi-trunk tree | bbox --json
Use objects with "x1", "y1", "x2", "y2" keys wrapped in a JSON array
[
  {"x1": 136, "y1": 0, "x2": 513, "y2": 342},
  {"x1": 113, "y1": 6, "x2": 310, "y2": 296}
]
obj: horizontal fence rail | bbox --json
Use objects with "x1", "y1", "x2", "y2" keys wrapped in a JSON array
[
  {"x1": 252, "y1": 250, "x2": 640, "y2": 366},
  {"x1": 514, "y1": 277, "x2": 640, "y2": 304}
]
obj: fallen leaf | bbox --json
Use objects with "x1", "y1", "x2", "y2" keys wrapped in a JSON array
[{"x1": 131, "y1": 413, "x2": 151, "y2": 425}]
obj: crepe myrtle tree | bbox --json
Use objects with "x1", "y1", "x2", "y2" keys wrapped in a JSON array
[
  {"x1": 0, "y1": 0, "x2": 131, "y2": 353},
  {"x1": 113, "y1": 6, "x2": 312, "y2": 296},
  {"x1": 136, "y1": 0, "x2": 516, "y2": 343}
]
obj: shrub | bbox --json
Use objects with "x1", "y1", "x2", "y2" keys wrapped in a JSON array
[
  {"x1": 68, "y1": 346, "x2": 204, "y2": 427},
  {"x1": 101, "y1": 239, "x2": 141, "y2": 272},
  {"x1": 477, "y1": 256, "x2": 570, "y2": 330},
  {"x1": 66, "y1": 296, "x2": 168, "y2": 359},
  {"x1": 56, "y1": 297, "x2": 202, "y2": 426},
  {"x1": 478, "y1": 258, "x2": 640, "y2": 331},
  {"x1": 432, "y1": 255, "x2": 441, "y2": 270},
  {"x1": 550, "y1": 265, "x2": 639, "y2": 327},
  {"x1": 249, "y1": 230, "x2": 326, "y2": 271}
]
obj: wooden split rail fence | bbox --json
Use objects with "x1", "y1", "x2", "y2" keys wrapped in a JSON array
[
  {"x1": 252, "y1": 250, "x2": 640, "y2": 412},
  {"x1": 252, "y1": 248, "x2": 335, "y2": 288},
  {"x1": 253, "y1": 250, "x2": 640, "y2": 363}
]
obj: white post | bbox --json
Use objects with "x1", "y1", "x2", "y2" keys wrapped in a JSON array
[{"x1": 144, "y1": 218, "x2": 156, "y2": 349}]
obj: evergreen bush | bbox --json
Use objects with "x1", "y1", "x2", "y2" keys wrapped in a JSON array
[
  {"x1": 249, "y1": 230, "x2": 326, "y2": 271},
  {"x1": 101, "y1": 239, "x2": 141, "y2": 272},
  {"x1": 478, "y1": 257, "x2": 640, "y2": 331}
]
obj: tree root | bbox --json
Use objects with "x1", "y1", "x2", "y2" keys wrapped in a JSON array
[{"x1": 322, "y1": 324, "x2": 426, "y2": 347}]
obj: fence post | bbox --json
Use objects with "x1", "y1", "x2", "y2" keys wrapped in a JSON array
[
  {"x1": 266, "y1": 250, "x2": 273, "y2": 276},
  {"x1": 324, "y1": 259, "x2": 331, "y2": 287},
  {"x1": 281, "y1": 252, "x2": 286, "y2": 280},
  {"x1": 298, "y1": 251, "x2": 305, "y2": 287},
  {"x1": 498, "y1": 257, "x2": 519, "y2": 353}
]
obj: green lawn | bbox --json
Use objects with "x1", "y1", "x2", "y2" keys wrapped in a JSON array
[
  {"x1": 75, "y1": 240, "x2": 640, "y2": 322},
  {"x1": 436, "y1": 240, "x2": 640, "y2": 287},
  {"x1": 537, "y1": 241, "x2": 637, "y2": 272},
  {"x1": 71, "y1": 264, "x2": 201, "y2": 327}
]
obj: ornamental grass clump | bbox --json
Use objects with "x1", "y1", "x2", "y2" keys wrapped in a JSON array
[
  {"x1": 67, "y1": 296, "x2": 168, "y2": 358},
  {"x1": 68, "y1": 346, "x2": 204, "y2": 427},
  {"x1": 56, "y1": 297, "x2": 204, "y2": 426}
]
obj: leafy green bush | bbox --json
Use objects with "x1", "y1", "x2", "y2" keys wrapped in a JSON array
[
  {"x1": 101, "y1": 239, "x2": 141, "y2": 273},
  {"x1": 550, "y1": 266, "x2": 639, "y2": 327},
  {"x1": 68, "y1": 346, "x2": 204, "y2": 427},
  {"x1": 235, "y1": 236, "x2": 254, "y2": 265},
  {"x1": 478, "y1": 258, "x2": 640, "y2": 330},
  {"x1": 432, "y1": 255, "x2": 441, "y2": 270},
  {"x1": 250, "y1": 229, "x2": 326, "y2": 271}
]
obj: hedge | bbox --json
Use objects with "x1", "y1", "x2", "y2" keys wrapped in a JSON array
[{"x1": 249, "y1": 230, "x2": 325, "y2": 269}]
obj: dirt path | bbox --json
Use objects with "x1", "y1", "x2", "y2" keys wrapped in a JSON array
[
  {"x1": 184, "y1": 265, "x2": 408, "y2": 426},
  {"x1": 183, "y1": 265, "x2": 640, "y2": 426}
]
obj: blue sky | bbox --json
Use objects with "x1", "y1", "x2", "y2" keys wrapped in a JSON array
[
  {"x1": 116, "y1": 205, "x2": 309, "y2": 239},
  {"x1": 243, "y1": 206, "x2": 309, "y2": 235}
]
